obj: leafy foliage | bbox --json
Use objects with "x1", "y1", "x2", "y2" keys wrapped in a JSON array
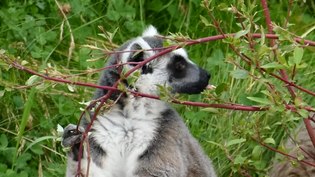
[{"x1": 0, "y1": 0, "x2": 315, "y2": 177}]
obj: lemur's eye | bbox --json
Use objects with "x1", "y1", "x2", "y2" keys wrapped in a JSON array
[
  {"x1": 129, "y1": 51, "x2": 144, "y2": 66},
  {"x1": 175, "y1": 60, "x2": 186, "y2": 71},
  {"x1": 173, "y1": 55, "x2": 187, "y2": 71},
  {"x1": 167, "y1": 55, "x2": 188, "y2": 79},
  {"x1": 129, "y1": 51, "x2": 153, "y2": 74}
]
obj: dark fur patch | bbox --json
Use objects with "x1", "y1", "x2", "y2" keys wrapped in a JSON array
[
  {"x1": 167, "y1": 55, "x2": 188, "y2": 80},
  {"x1": 71, "y1": 143, "x2": 83, "y2": 161},
  {"x1": 89, "y1": 136, "x2": 106, "y2": 167}
]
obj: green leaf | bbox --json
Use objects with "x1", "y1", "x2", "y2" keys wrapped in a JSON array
[
  {"x1": 206, "y1": 140, "x2": 223, "y2": 148},
  {"x1": 293, "y1": 47, "x2": 304, "y2": 65},
  {"x1": 215, "y1": 83, "x2": 228, "y2": 95},
  {"x1": 200, "y1": 15, "x2": 212, "y2": 27},
  {"x1": 14, "y1": 88, "x2": 36, "y2": 165},
  {"x1": 30, "y1": 143, "x2": 44, "y2": 155},
  {"x1": 26, "y1": 75, "x2": 41, "y2": 86},
  {"x1": 297, "y1": 109, "x2": 309, "y2": 118},
  {"x1": 297, "y1": 152, "x2": 305, "y2": 161},
  {"x1": 257, "y1": 45, "x2": 270, "y2": 59},
  {"x1": 260, "y1": 62, "x2": 285, "y2": 69},
  {"x1": 252, "y1": 161, "x2": 267, "y2": 170},
  {"x1": 273, "y1": 25, "x2": 293, "y2": 41},
  {"x1": 247, "y1": 96, "x2": 272, "y2": 105},
  {"x1": 252, "y1": 145, "x2": 263, "y2": 160},
  {"x1": 106, "y1": 9, "x2": 121, "y2": 21},
  {"x1": 0, "y1": 90, "x2": 5, "y2": 98},
  {"x1": 263, "y1": 137, "x2": 276, "y2": 145},
  {"x1": 234, "y1": 27, "x2": 250, "y2": 39},
  {"x1": 230, "y1": 69, "x2": 248, "y2": 79},
  {"x1": 234, "y1": 154, "x2": 246, "y2": 164},
  {"x1": 0, "y1": 163, "x2": 7, "y2": 173},
  {"x1": 226, "y1": 138, "x2": 246, "y2": 147},
  {"x1": 67, "y1": 84, "x2": 75, "y2": 92},
  {"x1": 25, "y1": 136, "x2": 55, "y2": 153},
  {"x1": 0, "y1": 134, "x2": 8, "y2": 150},
  {"x1": 15, "y1": 153, "x2": 32, "y2": 170}
]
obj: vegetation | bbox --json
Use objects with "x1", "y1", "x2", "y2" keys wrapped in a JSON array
[{"x1": 0, "y1": 0, "x2": 314, "y2": 176}]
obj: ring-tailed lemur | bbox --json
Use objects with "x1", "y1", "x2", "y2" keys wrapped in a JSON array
[{"x1": 62, "y1": 26, "x2": 217, "y2": 177}]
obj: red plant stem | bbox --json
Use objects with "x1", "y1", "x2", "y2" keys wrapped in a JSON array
[
  {"x1": 123, "y1": 45, "x2": 179, "y2": 78},
  {"x1": 9, "y1": 61, "x2": 118, "y2": 92},
  {"x1": 4, "y1": 45, "x2": 315, "y2": 109},
  {"x1": 10, "y1": 59, "x2": 315, "y2": 113},
  {"x1": 184, "y1": 33, "x2": 315, "y2": 47},
  {"x1": 304, "y1": 118, "x2": 315, "y2": 148},
  {"x1": 76, "y1": 83, "x2": 118, "y2": 175},
  {"x1": 279, "y1": 70, "x2": 297, "y2": 98},
  {"x1": 10, "y1": 57, "x2": 315, "y2": 112},
  {"x1": 65, "y1": 61, "x2": 141, "y2": 78},
  {"x1": 259, "y1": 141, "x2": 315, "y2": 167},
  {"x1": 7, "y1": 59, "x2": 268, "y2": 111},
  {"x1": 260, "y1": 0, "x2": 297, "y2": 98},
  {"x1": 260, "y1": 0, "x2": 275, "y2": 47},
  {"x1": 268, "y1": 73, "x2": 315, "y2": 97}
]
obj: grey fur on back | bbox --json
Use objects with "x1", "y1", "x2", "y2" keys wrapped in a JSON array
[
  {"x1": 269, "y1": 120, "x2": 315, "y2": 177},
  {"x1": 134, "y1": 108, "x2": 216, "y2": 176}
]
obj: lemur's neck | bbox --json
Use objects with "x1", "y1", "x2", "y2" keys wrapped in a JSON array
[{"x1": 118, "y1": 94, "x2": 167, "y2": 119}]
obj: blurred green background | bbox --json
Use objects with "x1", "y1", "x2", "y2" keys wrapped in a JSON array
[{"x1": 0, "y1": 0, "x2": 314, "y2": 176}]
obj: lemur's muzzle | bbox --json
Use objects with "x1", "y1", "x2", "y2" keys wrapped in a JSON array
[
  {"x1": 181, "y1": 67, "x2": 210, "y2": 94},
  {"x1": 170, "y1": 66, "x2": 211, "y2": 94}
]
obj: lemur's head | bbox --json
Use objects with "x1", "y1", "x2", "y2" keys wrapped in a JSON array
[{"x1": 95, "y1": 26, "x2": 210, "y2": 99}]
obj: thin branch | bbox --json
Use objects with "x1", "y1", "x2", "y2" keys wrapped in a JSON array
[
  {"x1": 2, "y1": 48, "x2": 315, "y2": 111},
  {"x1": 260, "y1": 0, "x2": 275, "y2": 47},
  {"x1": 259, "y1": 141, "x2": 315, "y2": 167}
]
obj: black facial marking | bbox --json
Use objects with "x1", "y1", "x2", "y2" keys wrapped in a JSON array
[
  {"x1": 71, "y1": 143, "x2": 83, "y2": 161},
  {"x1": 142, "y1": 64, "x2": 153, "y2": 74},
  {"x1": 129, "y1": 44, "x2": 153, "y2": 74},
  {"x1": 130, "y1": 51, "x2": 144, "y2": 65},
  {"x1": 167, "y1": 55, "x2": 188, "y2": 80}
]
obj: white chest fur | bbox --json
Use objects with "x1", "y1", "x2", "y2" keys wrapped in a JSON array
[{"x1": 90, "y1": 97, "x2": 166, "y2": 177}]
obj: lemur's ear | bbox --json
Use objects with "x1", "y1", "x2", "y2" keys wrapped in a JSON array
[
  {"x1": 93, "y1": 54, "x2": 121, "y2": 100},
  {"x1": 142, "y1": 25, "x2": 158, "y2": 37}
]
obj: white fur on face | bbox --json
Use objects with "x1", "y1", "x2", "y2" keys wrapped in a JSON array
[{"x1": 135, "y1": 57, "x2": 169, "y2": 94}]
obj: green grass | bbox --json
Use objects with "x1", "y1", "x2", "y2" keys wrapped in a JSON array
[{"x1": 0, "y1": 0, "x2": 315, "y2": 176}]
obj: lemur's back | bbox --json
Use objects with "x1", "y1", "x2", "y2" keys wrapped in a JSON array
[
  {"x1": 62, "y1": 26, "x2": 216, "y2": 177},
  {"x1": 135, "y1": 107, "x2": 216, "y2": 177}
]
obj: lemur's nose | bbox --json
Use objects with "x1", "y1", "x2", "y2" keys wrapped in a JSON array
[{"x1": 200, "y1": 68, "x2": 211, "y2": 82}]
